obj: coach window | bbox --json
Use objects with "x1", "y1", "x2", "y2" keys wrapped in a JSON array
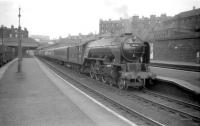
[{"x1": 79, "y1": 46, "x2": 82, "y2": 52}]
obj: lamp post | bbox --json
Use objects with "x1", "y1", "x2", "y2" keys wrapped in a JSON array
[{"x1": 17, "y1": 7, "x2": 22, "y2": 72}]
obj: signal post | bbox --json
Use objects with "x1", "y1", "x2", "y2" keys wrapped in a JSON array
[{"x1": 17, "y1": 7, "x2": 22, "y2": 72}]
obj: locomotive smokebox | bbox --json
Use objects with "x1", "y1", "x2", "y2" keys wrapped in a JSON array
[{"x1": 121, "y1": 36, "x2": 145, "y2": 62}]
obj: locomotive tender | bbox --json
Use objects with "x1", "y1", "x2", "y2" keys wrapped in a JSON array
[{"x1": 39, "y1": 33, "x2": 155, "y2": 90}]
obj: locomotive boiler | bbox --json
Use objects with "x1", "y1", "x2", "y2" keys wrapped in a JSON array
[
  {"x1": 38, "y1": 33, "x2": 155, "y2": 90},
  {"x1": 83, "y1": 34, "x2": 155, "y2": 89}
]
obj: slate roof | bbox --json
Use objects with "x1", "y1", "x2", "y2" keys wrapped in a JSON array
[{"x1": 175, "y1": 8, "x2": 200, "y2": 18}]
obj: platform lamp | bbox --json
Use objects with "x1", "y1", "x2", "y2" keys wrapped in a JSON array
[{"x1": 17, "y1": 7, "x2": 22, "y2": 72}]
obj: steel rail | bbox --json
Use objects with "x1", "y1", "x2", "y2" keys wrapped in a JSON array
[
  {"x1": 129, "y1": 90, "x2": 200, "y2": 122},
  {"x1": 40, "y1": 57, "x2": 164, "y2": 126},
  {"x1": 143, "y1": 89, "x2": 200, "y2": 111}
]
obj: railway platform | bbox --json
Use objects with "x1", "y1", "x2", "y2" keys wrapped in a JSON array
[
  {"x1": 151, "y1": 60, "x2": 200, "y2": 67},
  {"x1": 150, "y1": 60, "x2": 200, "y2": 95},
  {"x1": 0, "y1": 57, "x2": 134, "y2": 126}
]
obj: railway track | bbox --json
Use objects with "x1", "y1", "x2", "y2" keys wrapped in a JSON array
[
  {"x1": 148, "y1": 89, "x2": 200, "y2": 107},
  {"x1": 40, "y1": 58, "x2": 164, "y2": 126},
  {"x1": 144, "y1": 90, "x2": 200, "y2": 110},
  {"x1": 130, "y1": 90, "x2": 200, "y2": 122},
  {"x1": 40, "y1": 57, "x2": 200, "y2": 126}
]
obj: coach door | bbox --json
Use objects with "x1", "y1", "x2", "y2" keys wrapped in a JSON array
[
  {"x1": 78, "y1": 45, "x2": 82, "y2": 63},
  {"x1": 66, "y1": 47, "x2": 69, "y2": 62}
]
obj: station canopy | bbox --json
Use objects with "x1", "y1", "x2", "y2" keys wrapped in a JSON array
[{"x1": 0, "y1": 37, "x2": 39, "y2": 48}]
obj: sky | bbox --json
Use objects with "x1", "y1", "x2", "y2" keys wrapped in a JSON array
[{"x1": 0, "y1": 0, "x2": 200, "y2": 39}]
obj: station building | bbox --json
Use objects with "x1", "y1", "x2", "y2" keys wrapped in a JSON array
[
  {"x1": 0, "y1": 25, "x2": 28, "y2": 38},
  {"x1": 0, "y1": 25, "x2": 38, "y2": 56}
]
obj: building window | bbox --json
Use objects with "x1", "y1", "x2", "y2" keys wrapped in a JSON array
[
  {"x1": 15, "y1": 34, "x2": 18, "y2": 38},
  {"x1": 9, "y1": 34, "x2": 12, "y2": 38}
]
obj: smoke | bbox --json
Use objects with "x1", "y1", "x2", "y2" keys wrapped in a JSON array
[
  {"x1": 114, "y1": 4, "x2": 129, "y2": 18},
  {"x1": 103, "y1": 0, "x2": 129, "y2": 18},
  {"x1": 104, "y1": 0, "x2": 116, "y2": 7}
]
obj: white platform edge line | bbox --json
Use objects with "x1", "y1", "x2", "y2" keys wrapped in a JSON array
[
  {"x1": 35, "y1": 58, "x2": 137, "y2": 126},
  {"x1": 150, "y1": 66, "x2": 199, "y2": 73}
]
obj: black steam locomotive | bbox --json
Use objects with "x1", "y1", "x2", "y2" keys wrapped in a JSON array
[{"x1": 38, "y1": 33, "x2": 155, "y2": 90}]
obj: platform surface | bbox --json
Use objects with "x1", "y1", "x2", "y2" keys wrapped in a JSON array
[
  {"x1": 0, "y1": 58, "x2": 134, "y2": 126},
  {"x1": 150, "y1": 60, "x2": 200, "y2": 94},
  {"x1": 150, "y1": 66, "x2": 200, "y2": 94},
  {"x1": 151, "y1": 60, "x2": 200, "y2": 67}
]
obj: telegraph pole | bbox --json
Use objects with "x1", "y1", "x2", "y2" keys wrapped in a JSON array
[{"x1": 17, "y1": 7, "x2": 22, "y2": 72}]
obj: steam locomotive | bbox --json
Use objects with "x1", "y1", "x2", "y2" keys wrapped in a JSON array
[{"x1": 38, "y1": 33, "x2": 156, "y2": 90}]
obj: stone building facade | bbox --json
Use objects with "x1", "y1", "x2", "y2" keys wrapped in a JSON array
[
  {"x1": 99, "y1": 14, "x2": 171, "y2": 39},
  {"x1": 0, "y1": 25, "x2": 29, "y2": 40},
  {"x1": 99, "y1": 18, "x2": 132, "y2": 35},
  {"x1": 53, "y1": 33, "x2": 99, "y2": 47},
  {"x1": 151, "y1": 8, "x2": 200, "y2": 62}
]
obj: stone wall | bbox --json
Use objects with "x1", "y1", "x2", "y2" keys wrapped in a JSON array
[{"x1": 153, "y1": 38, "x2": 200, "y2": 62}]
